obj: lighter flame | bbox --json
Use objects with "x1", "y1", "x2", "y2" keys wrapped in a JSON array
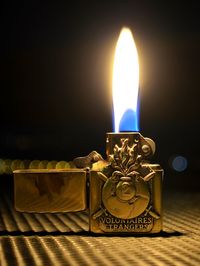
[{"x1": 112, "y1": 27, "x2": 139, "y2": 132}]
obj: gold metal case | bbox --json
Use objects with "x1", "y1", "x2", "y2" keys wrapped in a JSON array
[
  {"x1": 89, "y1": 133, "x2": 163, "y2": 233},
  {"x1": 14, "y1": 132, "x2": 163, "y2": 234}
]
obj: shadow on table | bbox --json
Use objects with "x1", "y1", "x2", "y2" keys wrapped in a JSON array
[{"x1": 0, "y1": 230, "x2": 184, "y2": 238}]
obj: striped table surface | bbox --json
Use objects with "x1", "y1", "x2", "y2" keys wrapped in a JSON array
[{"x1": 1, "y1": 191, "x2": 200, "y2": 266}]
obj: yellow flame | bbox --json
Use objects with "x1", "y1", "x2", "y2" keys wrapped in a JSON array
[{"x1": 112, "y1": 27, "x2": 139, "y2": 132}]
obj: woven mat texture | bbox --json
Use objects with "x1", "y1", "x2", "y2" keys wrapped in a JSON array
[{"x1": 1, "y1": 191, "x2": 200, "y2": 266}]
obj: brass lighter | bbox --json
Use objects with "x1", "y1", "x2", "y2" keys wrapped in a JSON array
[{"x1": 14, "y1": 132, "x2": 163, "y2": 234}]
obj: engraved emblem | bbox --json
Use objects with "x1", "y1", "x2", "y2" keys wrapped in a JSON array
[
  {"x1": 102, "y1": 138, "x2": 150, "y2": 219},
  {"x1": 92, "y1": 136, "x2": 160, "y2": 233}
]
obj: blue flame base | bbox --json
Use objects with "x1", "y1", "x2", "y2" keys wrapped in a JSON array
[{"x1": 119, "y1": 108, "x2": 139, "y2": 132}]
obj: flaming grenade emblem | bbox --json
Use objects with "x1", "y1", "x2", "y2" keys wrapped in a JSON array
[{"x1": 93, "y1": 137, "x2": 160, "y2": 221}]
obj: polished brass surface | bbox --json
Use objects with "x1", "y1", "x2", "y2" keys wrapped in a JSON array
[
  {"x1": 14, "y1": 169, "x2": 87, "y2": 213},
  {"x1": 14, "y1": 132, "x2": 163, "y2": 234},
  {"x1": 90, "y1": 132, "x2": 163, "y2": 233},
  {"x1": 102, "y1": 175, "x2": 150, "y2": 219}
]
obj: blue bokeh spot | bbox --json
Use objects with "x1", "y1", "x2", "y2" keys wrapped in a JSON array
[{"x1": 172, "y1": 156, "x2": 188, "y2": 172}]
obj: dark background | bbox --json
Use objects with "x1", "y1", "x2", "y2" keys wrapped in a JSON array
[{"x1": 1, "y1": 1, "x2": 200, "y2": 189}]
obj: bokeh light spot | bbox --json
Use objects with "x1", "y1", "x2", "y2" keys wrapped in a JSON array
[{"x1": 172, "y1": 156, "x2": 188, "y2": 172}]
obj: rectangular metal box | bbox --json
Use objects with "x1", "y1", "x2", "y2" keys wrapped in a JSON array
[
  {"x1": 14, "y1": 169, "x2": 87, "y2": 213},
  {"x1": 14, "y1": 132, "x2": 163, "y2": 234}
]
